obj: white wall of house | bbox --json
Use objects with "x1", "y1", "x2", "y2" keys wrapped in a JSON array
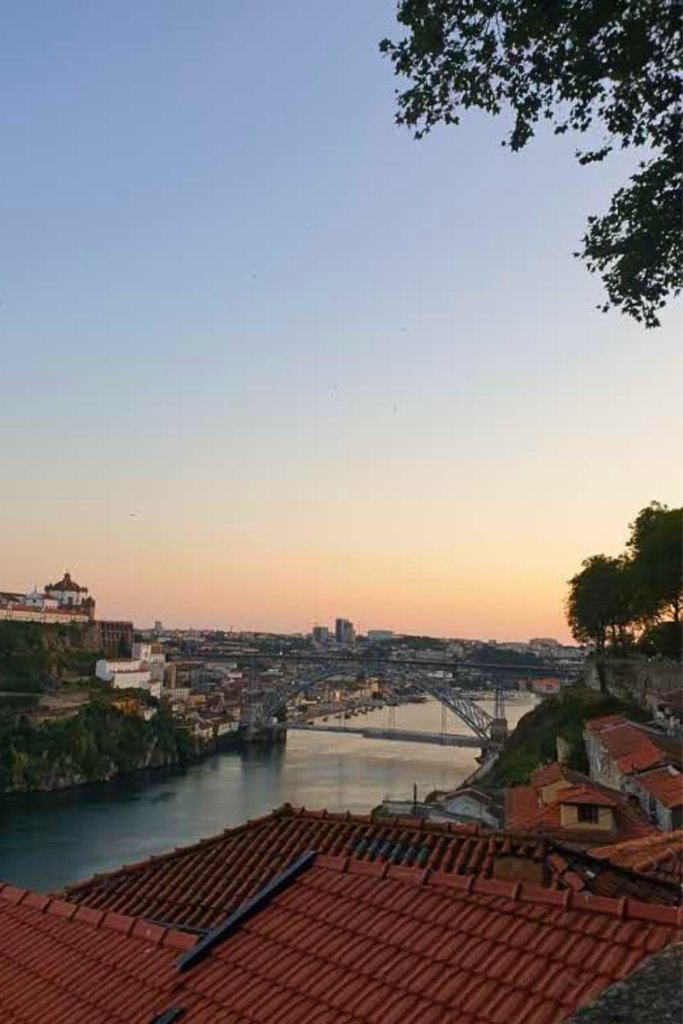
[
  {"x1": 111, "y1": 670, "x2": 155, "y2": 689},
  {"x1": 584, "y1": 729, "x2": 624, "y2": 791},
  {"x1": 97, "y1": 659, "x2": 143, "y2": 681},
  {"x1": 630, "y1": 777, "x2": 676, "y2": 832},
  {"x1": 132, "y1": 642, "x2": 165, "y2": 664},
  {"x1": 96, "y1": 658, "x2": 160, "y2": 697},
  {"x1": 442, "y1": 793, "x2": 498, "y2": 827},
  {"x1": 0, "y1": 607, "x2": 90, "y2": 624}
]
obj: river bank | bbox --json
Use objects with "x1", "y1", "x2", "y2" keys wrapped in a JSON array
[
  {"x1": 0, "y1": 695, "x2": 537, "y2": 890},
  {"x1": 0, "y1": 699, "x2": 225, "y2": 794}
]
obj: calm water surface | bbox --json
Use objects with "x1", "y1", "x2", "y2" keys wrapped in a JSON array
[{"x1": 0, "y1": 696, "x2": 536, "y2": 891}]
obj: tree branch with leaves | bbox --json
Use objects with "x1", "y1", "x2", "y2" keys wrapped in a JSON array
[{"x1": 380, "y1": 0, "x2": 682, "y2": 326}]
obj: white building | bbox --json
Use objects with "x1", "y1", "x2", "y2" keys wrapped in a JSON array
[
  {"x1": 96, "y1": 658, "x2": 162, "y2": 699},
  {"x1": 24, "y1": 589, "x2": 59, "y2": 610},
  {"x1": 131, "y1": 641, "x2": 166, "y2": 682},
  {"x1": 628, "y1": 765, "x2": 683, "y2": 832},
  {"x1": 0, "y1": 571, "x2": 95, "y2": 624},
  {"x1": 45, "y1": 572, "x2": 91, "y2": 608}
]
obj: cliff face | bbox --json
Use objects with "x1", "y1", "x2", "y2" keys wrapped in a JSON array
[
  {"x1": 584, "y1": 655, "x2": 681, "y2": 706},
  {"x1": 0, "y1": 701, "x2": 194, "y2": 793},
  {"x1": 3, "y1": 744, "x2": 178, "y2": 792},
  {"x1": 0, "y1": 621, "x2": 99, "y2": 693},
  {"x1": 479, "y1": 686, "x2": 648, "y2": 790}
]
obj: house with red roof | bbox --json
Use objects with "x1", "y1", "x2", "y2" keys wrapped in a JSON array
[
  {"x1": 584, "y1": 715, "x2": 683, "y2": 833},
  {"x1": 61, "y1": 804, "x2": 681, "y2": 938},
  {"x1": 629, "y1": 765, "x2": 683, "y2": 832},
  {"x1": 591, "y1": 830, "x2": 683, "y2": 885},
  {"x1": 505, "y1": 762, "x2": 655, "y2": 844},
  {"x1": 584, "y1": 715, "x2": 680, "y2": 793},
  {"x1": 1, "y1": 850, "x2": 681, "y2": 1024}
]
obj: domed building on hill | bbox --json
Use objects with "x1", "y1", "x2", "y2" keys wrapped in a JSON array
[
  {"x1": 0, "y1": 571, "x2": 95, "y2": 622},
  {"x1": 44, "y1": 572, "x2": 95, "y2": 618}
]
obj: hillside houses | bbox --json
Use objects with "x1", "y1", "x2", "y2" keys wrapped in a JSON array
[{"x1": 585, "y1": 715, "x2": 683, "y2": 831}]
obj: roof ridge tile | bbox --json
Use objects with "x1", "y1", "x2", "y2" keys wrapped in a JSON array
[
  {"x1": 131, "y1": 919, "x2": 168, "y2": 945},
  {"x1": 471, "y1": 876, "x2": 518, "y2": 899},
  {"x1": 21, "y1": 892, "x2": 52, "y2": 913},
  {"x1": 315, "y1": 855, "x2": 349, "y2": 873},
  {"x1": 102, "y1": 910, "x2": 136, "y2": 936},
  {"x1": 46, "y1": 898, "x2": 78, "y2": 920},
  {"x1": 0, "y1": 884, "x2": 28, "y2": 905},
  {"x1": 347, "y1": 859, "x2": 386, "y2": 878},
  {"x1": 73, "y1": 905, "x2": 106, "y2": 928}
]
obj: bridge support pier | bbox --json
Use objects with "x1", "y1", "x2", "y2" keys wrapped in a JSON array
[
  {"x1": 489, "y1": 717, "x2": 508, "y2": 746},
  {"x1": 238, "y1": 724, "x2": 287, "y2": 748}
]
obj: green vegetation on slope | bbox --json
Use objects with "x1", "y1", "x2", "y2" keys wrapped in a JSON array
[
  {"x1": 481, "y1": 687, "x2": 649, "y2": 790},
  {"x1": 0, "y1": 700, "x2": 194, "y2": 792},
  {"x1": 0, "y1": 621, "x2": 99, "y2": 692}
]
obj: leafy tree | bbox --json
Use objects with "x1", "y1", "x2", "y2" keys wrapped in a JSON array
[
  {"x1": 566, "y1": 555, "x2": 634, "y2": 653},
  {"x1": 380, "y1": 0, "x2": 682, "y2": 326},
  {"x1": 627, "y1": 501, "x2": 683, "y2": 623},
  {"x1": 638, "y1": 621, "x2": 683, "y2": 661},
  {"x1": 0, "y1": 699, "x2": 196, "y2": 792}
]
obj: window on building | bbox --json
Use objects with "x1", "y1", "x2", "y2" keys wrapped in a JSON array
[{"x1": 577, "y1": 804, "x2": 599, "y2": 824}]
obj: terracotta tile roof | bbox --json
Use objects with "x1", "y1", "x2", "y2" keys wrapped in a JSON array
[
  {"x1": 586, "y1": 717, "x2": 679, "y2": 775},
  {"x1": 506, "y1": 784, "x2": 543, "y2": 829},
  {"x1": 0, "y1": 882, "x2": 194, "y2": 1023},
  {"x1": 563, "y1": 943, "x2": 683, "y2": 1024},
  {"x1": 544, "y1": 845, "x2": 681, "y2": 904},
  {"x1": 5, "y1": 860, "x2": 683, "y2": 1024},
  {"x1": 61, "y1": 806, "x2": 681, "y2": 931},
  {"x1": 591, "y1": 832, "x2": 683, "y2": 884},
  {"x1": 633, "y1": 766, "x2": 683, "y2": 809},
  {"x1": 554, "y1": 785, "x2": 618, "y2": 808},
  {"x1": 505, "y1": 769, "x2": 656, "y2": 845},
  {"x1": 585, "y1": 714, "x2": 626, "y2": 733},
  {"x1": 530, "y1": 762, "x2": 584, "y2": 790},
  {"x1": 531, "y1": 761, "x2": 565, "y2": 787}
]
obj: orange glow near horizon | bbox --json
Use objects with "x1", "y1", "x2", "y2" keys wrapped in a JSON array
[{"x1": 4, "y1": 484, "x2": 679, "y2": 642}]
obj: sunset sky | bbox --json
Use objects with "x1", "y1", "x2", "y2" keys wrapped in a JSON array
[{"x1": 1, "y1": 2, "x2": 680, "y2": 641}]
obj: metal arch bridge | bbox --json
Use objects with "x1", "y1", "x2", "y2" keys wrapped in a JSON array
[
  {"x1": 223, "y1": 651, "x2": 578, "y2": 679},
  {"x1": 240, "y1": 662, "x2": 510, "y2": 750}
]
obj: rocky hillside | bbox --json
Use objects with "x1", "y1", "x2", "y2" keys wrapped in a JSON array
[
  {"x1": 480, "y1": 686, "x2": 649, "y2": 790},
  {"x1": 0, "y1": 700, "x2": 194, "y2": 792},
  {"x1": 0, "y1": 621, "x2": 100, "y2": 693}
]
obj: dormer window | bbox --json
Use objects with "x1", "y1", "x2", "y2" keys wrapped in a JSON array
[{"x1": 577, "y1": 805, "x2": 599, "y2": 824}]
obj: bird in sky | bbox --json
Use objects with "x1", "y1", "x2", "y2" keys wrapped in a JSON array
[{"x1": 129, "y1": 513, "x2": 140, "y2": 518}]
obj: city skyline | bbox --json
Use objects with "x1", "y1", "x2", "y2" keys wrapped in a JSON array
[{"x1": 1, "y1": 3, "x2": 680, "y2": 643}]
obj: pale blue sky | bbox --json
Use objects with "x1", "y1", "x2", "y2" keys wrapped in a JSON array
[{"x1": 1, "y1": 2, "x2": 680, "y2": 636}]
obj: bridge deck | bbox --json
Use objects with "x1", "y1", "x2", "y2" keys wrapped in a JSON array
[{"x1": 284, "y1": 722, "x2": 482, "y2": 748}]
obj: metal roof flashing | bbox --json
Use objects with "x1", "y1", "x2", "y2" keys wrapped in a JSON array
[{"x1": 176, "y1": 849, "x2": 317, "y2": 972}]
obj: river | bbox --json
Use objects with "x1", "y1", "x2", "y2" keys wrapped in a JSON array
[{"x1": 0, "y1": 694, "x2": 537, "y2": 892}]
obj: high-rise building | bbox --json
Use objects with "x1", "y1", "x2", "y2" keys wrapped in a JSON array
[
  {"x1": 311, "y1": 625, "x2": 330, "y2": 644},
  {"x1": 335, "y1": 618, "x2": 355, "y2": 645},
  {"x1": 367, "y1": 630, "x2": 393, "y2": 642}
]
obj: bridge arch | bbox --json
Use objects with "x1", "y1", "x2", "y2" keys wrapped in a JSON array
[{"x1": 241, "y1": 662, "x2": 506, "y2": 749}]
